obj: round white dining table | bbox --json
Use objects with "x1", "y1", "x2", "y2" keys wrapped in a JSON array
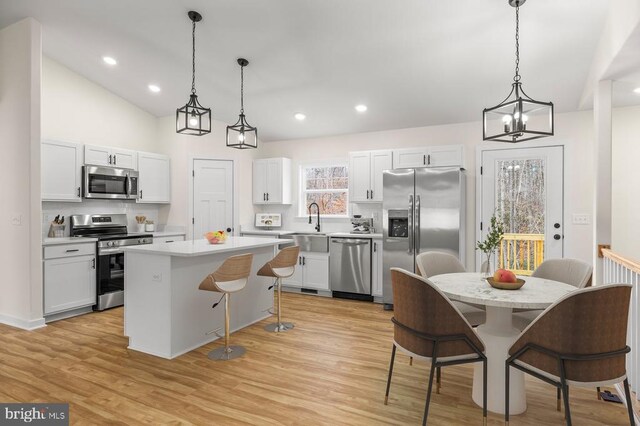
[{"x1": 428, "y1": 272, "x2": 577, "y2": 415}]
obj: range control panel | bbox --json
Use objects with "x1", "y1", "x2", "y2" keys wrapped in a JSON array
[{"x1": 255, "y1": 213, "x2": 282, "y2": 228}]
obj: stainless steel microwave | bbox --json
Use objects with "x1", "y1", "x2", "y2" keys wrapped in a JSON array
[{"x1": 83, "y1": 166, "x2": 139, "y2": 200}]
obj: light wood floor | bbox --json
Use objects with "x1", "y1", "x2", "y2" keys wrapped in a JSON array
[{"x1": 0, "y1": 293, "x2": 632, "y2": 425}]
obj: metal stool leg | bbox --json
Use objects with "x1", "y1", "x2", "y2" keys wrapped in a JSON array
[
  {"x1": 208, "y1": 293, "x2": 246, "y2": 360},
  {"x1": 264, "y1": 278, "x2": 294, "y2": 332}
]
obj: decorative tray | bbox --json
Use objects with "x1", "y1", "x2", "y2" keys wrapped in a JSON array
[{"x1": 486, "y1": 277, "x2": 526, "y2": 290}]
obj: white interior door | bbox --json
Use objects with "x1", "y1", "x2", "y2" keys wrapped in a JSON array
[
  {"x1": 193, "y1": 160, "x2": 234, "y2": 240},
  {"x1": 480, "y1": 146, "x2": 563, "y2": 274}
]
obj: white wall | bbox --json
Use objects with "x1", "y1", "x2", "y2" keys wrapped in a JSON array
[
  {"x1": 260, "y1": 110, "x2": 596, "y2": 270},
  {"x1": 156, "y1": 116, "x2": 266, "y2": 238},
  {"x1": 0, "y1": 18, "x2": 44, "y2": 329},
  {"x1": 41, "y1": 56, "x2": 165, "y2": 235},
  {"x1": 612, "y1": 104, "x2": 640, "y2": 262}
]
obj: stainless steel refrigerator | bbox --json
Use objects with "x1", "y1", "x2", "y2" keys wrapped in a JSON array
[{"x1": 382, "y1": 167, "x2": 466, "y2": 308}]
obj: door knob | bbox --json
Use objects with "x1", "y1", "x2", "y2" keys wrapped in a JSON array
[
  {"x1": 554, "y1": 234, "x2": 562, "y2": 240},
  {"x1": 554, "y1": 223, "x2": 561, "y2": 229},
  {"x1": 226, "y1": 228, "x2": 232, "y2": 233}
]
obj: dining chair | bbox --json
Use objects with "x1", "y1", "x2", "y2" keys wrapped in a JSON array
[
  {"x1": 505, "y1": 284, "x2": 634, "y2": 426},
  {"x1": 513, "y1": 258, "x2": 593, "y2": 331},
  {"x1": 384, "y1": 268, "x2": 487, "y2": 426}
]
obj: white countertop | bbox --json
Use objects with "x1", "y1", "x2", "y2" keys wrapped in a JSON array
[
  {"x1": 240, "y1": 229, "x2": 295, "y2": 236},
  {"x1": 429, "y1": 272, "x2": 576, "y2": 309},
  {"x1": 42, "y1": 237, "x2": 98, "y2": 246},
  {"x1": 123, "y1": 236, "x2": 282, "y2": 257}
]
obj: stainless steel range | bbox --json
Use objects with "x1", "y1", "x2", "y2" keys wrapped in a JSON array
[{"x1": 70, "y1": 214, "x2": 153, "y2": 310}]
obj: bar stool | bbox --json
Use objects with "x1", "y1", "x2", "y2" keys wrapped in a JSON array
[
  {"x1": 257, "y1": 245, "x2": 300, "y2": 332},
  {"x1": 198, "y1": 253, "x2": 253, "y2": 361}
]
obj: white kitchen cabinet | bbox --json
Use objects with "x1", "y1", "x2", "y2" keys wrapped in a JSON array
[
  {"x1": 253, "y1": 158, "x2": 292, "y2": 204},
  {"x1": 349, "y1": 150, "x2": 392, "y2": 203},
  {"x1": 137, "y1": 152, "x2": 171, "y2": 203},
  {"x1": 154, "y1": 235, "x2": 185, "y2": 243},
  {"x1": 283, "y1": 252, "x2": 329, "y2": 290},
  {"x1": 85, "y1": 144, "x2": 137, "y2": 170},
  {"x1": 371, "y1": 239, "x2": 383, "y2": 297},
  {"x1": 41, "y1": 140, "x2": 83, "y2": 202},
  {"x1": 392, "y1": 145, "x2": 463, "y2": 169},
  {"x1": 43, "y1": 243, "x2": 96, "y2": 315}
]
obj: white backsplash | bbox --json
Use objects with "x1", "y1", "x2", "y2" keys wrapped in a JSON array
[
  {"x1": 251, "y1": 203, "x2": 383, "y2": 233},
  {"x1": 42, "y1": 199, "x2": 162, "y2": 238}
]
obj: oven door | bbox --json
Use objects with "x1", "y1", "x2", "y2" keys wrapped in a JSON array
[
  {"x1": 96, "y1": 248, "x2": 125, "y2": 310},
  {"x1": 84, "y1": 166, "x2": 130, "y2": 199}
]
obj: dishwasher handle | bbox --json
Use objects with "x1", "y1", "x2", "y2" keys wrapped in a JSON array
[{"x1": 331, "y1": 239, "x2": 370, "y2": 245}]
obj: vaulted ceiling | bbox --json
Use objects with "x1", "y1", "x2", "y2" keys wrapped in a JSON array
[{"x1": 0, "y1": 0, "x2": 610, "y2": 141}]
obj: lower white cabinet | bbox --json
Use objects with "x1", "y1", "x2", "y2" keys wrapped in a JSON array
[
  {"x1": 44, "y1": 249, "x2": 96, "y2": 315},
  {"x1": 154, "y1": 235, "x2": 185, "y2": 243},
  {"x1": 283, "y1": 252, "x2": 329, "y2": 291},
  {"x1": 372, "y1": 239, "x2": 383, "y2": 297}
]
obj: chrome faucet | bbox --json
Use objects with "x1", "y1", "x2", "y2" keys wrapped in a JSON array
[{"x1": 308, "y1": 202, "x2": 321, "y2": 232}]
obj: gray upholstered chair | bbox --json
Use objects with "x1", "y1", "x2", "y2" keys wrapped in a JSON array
[
  {"x1": 385, "y1": 268, "x2": 487, "y2": 426},
  {"x1": 513, "y1": 258, "x2": 592, "y2": 331},
  {"x1": 505, "y1": 284, "x2": 634, "y2": 425},
  {"x1": 415, "y1": 252, "x2": 486, "y2": 326}
]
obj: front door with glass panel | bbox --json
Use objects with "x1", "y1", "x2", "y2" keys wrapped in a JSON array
[{"x1": 480, "y1": 146, "x2": 563, "y2": 275}]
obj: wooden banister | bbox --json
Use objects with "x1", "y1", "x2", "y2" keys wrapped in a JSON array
[{"x1": 601, "y1": 248, "x2": 640, "y2": 275}]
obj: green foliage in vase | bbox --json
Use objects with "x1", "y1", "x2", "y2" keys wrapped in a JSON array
[{"x1": 476, "y1": 215, "x2": 505, "y2": 254}]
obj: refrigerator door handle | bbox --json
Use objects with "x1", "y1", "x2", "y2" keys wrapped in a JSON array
[
  {"x1": 415, "y1": 195, "x2": 421, "y2": 254},
  {"x1": 408, "y1": 194, "x2": 414, "y2": 254}
]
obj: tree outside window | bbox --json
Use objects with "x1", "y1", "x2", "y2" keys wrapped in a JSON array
[{"x1": 300, "y1": 165, "x2": 348, "y2": 216}]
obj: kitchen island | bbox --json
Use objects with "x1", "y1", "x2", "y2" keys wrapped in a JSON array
[{"x1": 123, "y1": 237, "x2": 284, "y2": 359}]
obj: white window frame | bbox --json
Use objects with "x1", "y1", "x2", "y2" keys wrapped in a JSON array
[{"x1": 298, "y1": 162, "x2": 349, "y2": 218}]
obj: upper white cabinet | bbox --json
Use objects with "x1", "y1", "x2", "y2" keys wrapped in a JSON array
[
  {"x1": 349, "y1": 150, "x2": 392, "y2": 203},
  {"x1": 85, "y1": 144, "x2": 137, "y2": 170},
  {"x1": 42, "y1": 140, "x2": 83, "y2": 202},
  {"x1": 137, "y1": 152, "x2": 171, "y2": 203},
  {"x1": 392, "y1": 145, "x2": 463, "y2": 169},
  {"x1": 253, "y1": 158, "x2": 292, "y2": 204}
]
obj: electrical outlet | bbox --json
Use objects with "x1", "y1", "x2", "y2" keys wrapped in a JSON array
[
  {"x1": 11, "y1": 214, "x2": 22, "y2": 226},
  {"x1": 152, "y1": 273, "x2": 162, "y2": 282},
  {"x1": 572, "y1": 214, "x2": 590, "y2": 225}
]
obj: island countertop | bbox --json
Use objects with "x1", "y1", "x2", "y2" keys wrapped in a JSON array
[{"x1": 123, "y1": 236, "x2": 285, "y2": 257}]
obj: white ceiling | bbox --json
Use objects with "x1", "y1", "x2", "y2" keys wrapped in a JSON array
[{"x1": 0, "y1": 0, "x2": 609, "y2": 141}]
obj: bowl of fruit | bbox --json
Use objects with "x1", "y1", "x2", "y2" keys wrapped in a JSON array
[
  {"x1": 205, "y1": 230, "x2": 227, "y2": 244},
  {"x1": 486, "y1": 269, "x2": 525, "y2": 290}
]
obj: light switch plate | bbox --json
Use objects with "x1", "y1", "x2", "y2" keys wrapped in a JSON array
[
  {"x1": 11, "y1": 214, "x2": 22, "y2": 226},
  {"x1": 152, "y1": 273, "x2": 162, "y2": 282},
  {"x1": 572, "y1": 214, "x2": 590, "y2": 225}
]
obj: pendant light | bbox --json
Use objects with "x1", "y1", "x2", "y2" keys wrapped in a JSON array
[
  {"x1": 176, "y1": 11, "x2": 211, "y2": 136},
  {"x1": 483, "y1": 0, "x2": 554, "y2": 143},
  {"x1": 227, "y1": 58, "x2": 258, "y2": 149}
]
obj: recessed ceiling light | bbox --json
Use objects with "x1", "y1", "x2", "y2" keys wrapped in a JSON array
[
  {"x1": 148, "y1": 84, "x2": 161, "y2": 93},
  {"x1": 294, "y1": 113, "x2": 306, "y2": 121},
  {"x1": 634, "y1": 87, "x2": 640, "y2": 94},
  {"x1": 102, "y1": 56, "x2": 117, "y2": 66},
  {"x1": 355, "y1": 104, "x2": 368, "y2": 112}
]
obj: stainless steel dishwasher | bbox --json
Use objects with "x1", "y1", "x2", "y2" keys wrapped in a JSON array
[{"x1": 329, "y1": 237, "x2": 372, "y2": 301}]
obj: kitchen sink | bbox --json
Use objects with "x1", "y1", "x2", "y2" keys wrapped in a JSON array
[{"x1": 279, "y1": 232, "x2": 329, "y2": 253}]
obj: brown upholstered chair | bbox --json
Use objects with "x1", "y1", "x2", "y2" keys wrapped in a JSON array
[
  {"x1": 415, "y1": 251, "x2": 486, "y2": 326},
  {"x1": 198, "y1": 253, "x2": 254, "y2": 360},
  {"x1": 257, "y1": 245, "x2": 300, "y2": 332},
  {"x1": 505, "y1": 284, "x2": 634, "y2": 426},
  {"x1": 385, "y1": 268, "x2": 487, "y2": 425},
  {"x1": 513, "y1": 258, "x2": 593, "y2": 331}
]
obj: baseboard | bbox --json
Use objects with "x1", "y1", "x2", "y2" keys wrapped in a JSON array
[
  {"x1": 0, "y1": 313, "x2": 46, "y2": 330},
  {"x1": 614, "y1": 382, "x2": 640, "y2": 425}
]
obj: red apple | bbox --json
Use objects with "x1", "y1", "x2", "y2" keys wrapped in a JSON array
[{"x1": 493, "y1": 269, "x2": 518, "y2": 283}]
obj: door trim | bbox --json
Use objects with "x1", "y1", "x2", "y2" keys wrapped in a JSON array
[
  {"x1": 188, "y1": 157, "x2": 236, "y2": 241},
  {"x1": 475, "y1": 142, "x2": 566, "y2": 271}
]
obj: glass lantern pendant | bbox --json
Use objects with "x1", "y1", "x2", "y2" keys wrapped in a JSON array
[
  {"x1": 227, "y1": 58, "x2": 258, "y2": 149},
  {"x1": 176, "y1": 11, "x2": 211, "y2": 136},
  {"x1": 483, "y1": 0, "x2": 554, "y2": 143}
]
